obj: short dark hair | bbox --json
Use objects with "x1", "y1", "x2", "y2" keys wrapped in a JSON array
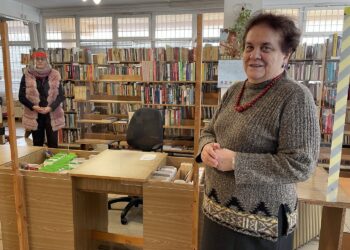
[{"x1": 242, "y1": 12, "x2": 301, "y2": 55}]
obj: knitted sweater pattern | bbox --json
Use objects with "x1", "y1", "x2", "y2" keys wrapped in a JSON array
[
  {"x1": 198, "y1": 73, "x2": 320, "y2": 241},
  {"x1": 22, "y1": 69, "x2": 65, "y2": 131}
]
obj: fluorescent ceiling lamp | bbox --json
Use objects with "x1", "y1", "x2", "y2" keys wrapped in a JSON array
[{"x1": 93, "y1": 0, "x2": 101, "y2": 4}]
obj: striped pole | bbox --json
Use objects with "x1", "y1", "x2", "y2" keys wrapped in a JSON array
[{"x1": 327, "y1": 7, "x2": 350, "y2": 201}]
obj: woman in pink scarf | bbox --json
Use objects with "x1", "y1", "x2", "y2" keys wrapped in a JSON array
[{"x1": 19, "y1": 49, "x2": 65, "y2": 148}]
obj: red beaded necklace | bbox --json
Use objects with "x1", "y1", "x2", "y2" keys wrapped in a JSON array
[{"x1": 234, "y1": 73, "x2": 283, "y2": 113}]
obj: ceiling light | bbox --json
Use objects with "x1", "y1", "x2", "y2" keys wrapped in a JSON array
[
  {"x1": 82, "y1": 0, "x2": 87, "y2": 2},
  {"x1": 93, "y1": 0, "x2": 101, "y2": 4}
]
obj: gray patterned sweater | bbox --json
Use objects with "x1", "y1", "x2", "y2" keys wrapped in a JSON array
[{"x1": 196, "y1": 72, "x2": 320, "y2": 241}]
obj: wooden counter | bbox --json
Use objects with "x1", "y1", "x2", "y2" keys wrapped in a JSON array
[
  {"x1": 297, "y1": 167, "x2": 350, "y2": 250},
  {"x1": 70, "y1": 149, "x2": 167, "y2": 250}
]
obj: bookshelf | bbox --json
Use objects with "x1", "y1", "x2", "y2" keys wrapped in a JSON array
[
  {"x1": 35, "y1": 44, "x2": 219, "y2": 153},
  {"x1": 319, "y1": 34, "x2": 342, "y2": 147}
]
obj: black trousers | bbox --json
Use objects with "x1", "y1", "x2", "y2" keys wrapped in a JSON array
[
  {"x1": 200, "y1": 205, "x2": 294, "y2": 250},
  {"x1": 32, "y1": 114, "x2": 58, "y2": 148}
]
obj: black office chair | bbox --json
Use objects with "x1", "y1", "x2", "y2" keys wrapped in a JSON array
[{"x1": 108, "y1": 107, "x2": 163, "y2": 224}]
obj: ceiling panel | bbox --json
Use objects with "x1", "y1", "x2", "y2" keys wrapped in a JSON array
[{"x1": 17, "y1": 0, "x2": 190, "y2": 9}]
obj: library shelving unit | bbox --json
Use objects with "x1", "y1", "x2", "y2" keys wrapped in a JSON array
[{"x1": 47, "y1": 46, "x2": 212, "y2": 154}]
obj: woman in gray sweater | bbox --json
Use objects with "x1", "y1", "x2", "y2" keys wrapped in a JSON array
[{"x1": 197, "y1": 13, "x2": 320, "y2": 250}]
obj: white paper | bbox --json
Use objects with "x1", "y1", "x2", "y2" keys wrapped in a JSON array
[
  {"x1": 140, "y1": 154, "x2": 156, "y2": 161},
  {"x1": 218, "y1": 60, "x2": 246, "y2": 88}
]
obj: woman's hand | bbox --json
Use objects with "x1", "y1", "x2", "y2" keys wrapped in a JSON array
[
  {"x1": 215, "y1": 148, "x2": 236, "y2": 171},
  {"x1": 201, "y1": 143, "x2": 221, "y2": 168},
  {"x1": 38, "y1": 107, "x2": 52, "y2": 114},
  {"x1": 32, "y1": 105, "x2": 42, "y2": 113}
]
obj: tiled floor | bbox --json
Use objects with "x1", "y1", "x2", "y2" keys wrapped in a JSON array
[{"x1": 1, "y1": 122, "x2": 350, "y2": 249}]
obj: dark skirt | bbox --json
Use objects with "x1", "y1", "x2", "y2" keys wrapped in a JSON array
[{"x1": 200, "y1": 206, "x2": 294, "y2": 250}]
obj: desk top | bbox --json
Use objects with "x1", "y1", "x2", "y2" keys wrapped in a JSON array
[
  {"x1": 0, "y1": 145, "x2": 42, "y2": 166},
  {"x1": 70, "y1": 149, "x2": 167, "y2": 182},
  {"x1": 297, "y1": 167, "x2": 350, "y2": 208}
]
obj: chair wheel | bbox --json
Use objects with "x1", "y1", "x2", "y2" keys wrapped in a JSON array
[{"x1": 121, "y1": 217, "x2": 128, "y2": 225}]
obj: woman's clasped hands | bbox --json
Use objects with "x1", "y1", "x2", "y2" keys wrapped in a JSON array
[
  {"x1": 33, "y1": 105, "x2": 52, "y2": 114},
  {"x1": 201, "y1": 143, "x2": 236, "y2": 171}
]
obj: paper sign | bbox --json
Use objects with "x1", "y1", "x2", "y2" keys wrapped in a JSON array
[
  {"x1": 140, "y1": 154, "x2": 156, "y2": 161},
  {"x1": 218, "y1": 60, "x2": 246, "y2": 88}
]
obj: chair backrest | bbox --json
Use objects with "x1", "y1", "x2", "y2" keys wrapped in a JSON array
[{"x1": 126, "y1": 108, "x2": 163, "y2": 151}]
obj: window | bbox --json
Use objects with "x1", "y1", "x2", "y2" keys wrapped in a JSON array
[
  {"x1": 118, "y1": 17, "x2": 149, "y2": 38},
  {"x1": 45, "y1": 17, "x2": 76, "y2": 48},
  {"x1": 80, "y1": 17, "x2": 113, "y2": 40},
  {"x1": 203, "y1": 12, "x2": 224, "y2": 38},
  {"x1": 264, "y1": 8, "x2": 300, "y2": 28},
  {"x1": 155, "y1": 14, "x2": 192, "y2": 39},
  {"x1": 303, "y1": 8, "x2": 344, "y2": 44},
  {"x1": 80, "y1": 41, "x2": 113, "y2": 53},
  {"x1": 0, "y1": 21, "x2": 31, "y2": 98}
]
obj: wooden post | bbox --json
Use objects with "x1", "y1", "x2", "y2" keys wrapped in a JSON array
[
  {"x1": 192, "y1": 14, "x2": 203, "y2": 250},
  {"x1": 0, "y1": 20, "x2": 30, "y2": 250}
]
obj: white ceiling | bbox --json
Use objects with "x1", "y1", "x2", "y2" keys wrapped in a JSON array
[{"x1": 16, "y1": 0, "x2": 193, "y2": 9}]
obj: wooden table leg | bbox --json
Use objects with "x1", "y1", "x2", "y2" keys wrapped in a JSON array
[
  {"x1": 72, "y1": 178, "x2": 108, "y2": 250},
  {"x1": 343, "y1": 232, "x2": 350, "y2": 250},
  {"x1": 319, "y1": 206, "x2": 346, "y2": 250}
]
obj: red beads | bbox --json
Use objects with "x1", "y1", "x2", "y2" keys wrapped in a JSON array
[{"x1": 234, "y1": 73, "x2": 283, "y2": 113}]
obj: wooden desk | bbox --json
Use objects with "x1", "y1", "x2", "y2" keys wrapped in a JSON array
[
  {"x1": 297, "y1": 167, "x2": 350, "y2": 250},
  {"x1": 0, "y1": 145, "x2": 42, "y2": 167},
  {"x1": 70, "y1": 149, "x2": 167, "y2": 250}
]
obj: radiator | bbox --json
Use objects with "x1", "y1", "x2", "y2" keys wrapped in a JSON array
[{"x1": 293, "y1": 201, "x2": 322, "y2": 249}]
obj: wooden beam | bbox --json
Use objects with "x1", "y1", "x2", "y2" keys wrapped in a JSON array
[
  {"x1": 0, "y1": 21, "x2": 29, "y2": 250},
  {"x1": 91, "y1": 230, "x2": 144, "y2": 247},
  {"x1": 192, "y1": 13, "x2": 203, "y2": 250},
  {"x1": 319, "y1": 206, "x2": 346, "y2": 250}
]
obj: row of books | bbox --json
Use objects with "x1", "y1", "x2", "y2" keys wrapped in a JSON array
[
  {"x1": 202, "y1": 62, "x2": 218, "y2": 81},
  {"x1": 321, "y1": 108, "x2": 334, "y2": 134},
  {"x1": 203, "y1": 45, "x2": 219, "y2": 61},
  {"x1": 322, "y1": 134, "x2": 350, "y2": 146},
  {"x1": 291, "y1": 43, "x2": 325, "y2": 60},
  {"x1": 201, "y1": 106, "x2": 217, "y2": 120},
  {"x1": 74, "y1": 86, "x2": 88, "y2": 100},
  {"x1": 141, "y1": 61, "x2": 195, "y2": 81},
  {"x1": 104, "y1": 103, "x2": 142, "y2": 115},
  {"x1": 107, "y1": 47, "x2": 195, "y2": 62},
  {"x1": 63, "y1": 81, "x2": 75, "y2": 96},
  {"x1": 47, "y1": 48, "x2": 93, "y2": 64},
  {"x1": 53, "y1": 64, "x2": 96, "y2": 81},
  {"x1": 64, "y1": 113, "x2": 77, "y2": 128},
  {"x1": 54, "y1": 61, "x2": 196, "y2": 81},
  {"x1": 163, "y1": 129, "x2": 194, "y2": 140},
  {"x1": 63, "y1": 98, "x2": 77, "y2": 112},
  {"x1": 326, "y1": 33, "x2": 342, "y2": 59},
  {"x1": 163, "y1": 107, "x2": 195, "y2": 126},
  {"x1": 322, "y1": 86, "x2": 337, "y2": 108},
  {"x1": 288, "y1": 63, "x2": 323, "y2": 81},
  {"x1": 92, "y1": 82, "x2": 142, "y2": 96},
  {"x1": 58, "y1": 129, "x2": 80, "y2": 144},
  {"x1": 325, "y1": 61, "x2": 339, "y2": 82},
  {"x1": 142, "y1": 84, "x2": 195, "y2": 105},
  {"x1": 97, "y1": 64, "x2": 142, "y2": 76}
]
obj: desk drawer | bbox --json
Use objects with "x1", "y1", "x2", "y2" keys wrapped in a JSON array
[{"x1": 72, "y1": 177, "x2": 143, "y2": 196}]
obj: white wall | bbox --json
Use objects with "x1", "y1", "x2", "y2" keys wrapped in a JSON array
[
  {"x1": 41, "y1": 0, "x2": 224, "y2": 17},
  {"x1": 1, "y1": 0, "x2": 40, "y2": 23},
  {"x1": 264, "y1": 0, "x2": 349, "y2": 8}
]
